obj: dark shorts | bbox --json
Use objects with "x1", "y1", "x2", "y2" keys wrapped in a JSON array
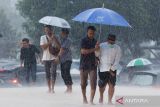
[{"x1": 98, "y1": 71, "x2": 117, "y2": 88}]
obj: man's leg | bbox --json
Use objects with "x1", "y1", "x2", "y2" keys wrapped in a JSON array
[
  {"x1": 51, "y1": 61, "x2": 57, "y2": 93},
  {"x1": 108, "y1": 71, "x2": 116, "y2": 104},
  {"x1": 25, "y1": 66, "x2": 30, "y2": 84},
  {"x1": 80, "y1": 70, "x2": 88, "y2": 104},
  {"x1": 44, "y1": 61, "x2": 52, "y2": 93},
  {"x1": 108, "y1": 83, "x2": 115, "y2": 104},
  {"x1": 89, "y1": 70, "x2": 97, "y2": 104},
  {"x1": 98, "y1": 72, "x2": 108, "y2": 104},
  {"x1": 99, "y1": 86, "x2": 106, "y2": 104},
  {"x1": 31, "y1": 63, "x2": 37, "y2": 84},
  {"x1": 61, "y1": 61, "x2": 73, "y2": 93}
]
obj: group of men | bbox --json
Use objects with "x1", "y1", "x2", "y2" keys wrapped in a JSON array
[
  {"x1": 20, "y1": 25, "x2": 73, "y2": 93},
  {"x1": 80, "y1": 26, "x2": 121, "y2": 104},
  {"x1": 20, "y1": 25, "x2": 121, "y2": 105}
]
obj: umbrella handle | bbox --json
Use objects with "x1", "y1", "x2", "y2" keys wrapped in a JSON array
[{"x1": 98, "y1": 24, "x2": 102, "y2": 41}]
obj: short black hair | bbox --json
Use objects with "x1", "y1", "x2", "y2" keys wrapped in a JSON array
[
  {"x1": 22, "y1": 38, "x2": 29, "y2": 43},
  {"x1": 61, "y1": 28, "x2": 69, "y2": 34},
  {"x1": 107, "y1": 34, "x2": 116, "y2": 41},
  {"x1": 44, "y1": 25, "x2": 53, "y2": 30},
  {"x1": 87, "y1": 26, "x2": 96, "y2": 32}
]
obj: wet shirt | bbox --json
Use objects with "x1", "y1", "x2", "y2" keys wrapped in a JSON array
[
  {"x1": 40, "y1": 35, "x2": 57, "y2": 61},
  {"x1": 80, "y1": 36, "x2": 97, "y2": 70},
  {"x1": 20, "y1": 44, "x2": 40, "y2": 66},
  {"x1": 58, "y1": 35, "x2": 72, "y2": 63},
  {"x1": 96, "y1": 42, "x2": 121, "y2": 72}
]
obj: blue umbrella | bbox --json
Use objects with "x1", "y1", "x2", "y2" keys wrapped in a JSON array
[
  {"x1": 73, "y1": 7, "x2": 131, "y2": 40},
  {"x1": 72, "y1": 8, "x2": 131, "y2": 27}
]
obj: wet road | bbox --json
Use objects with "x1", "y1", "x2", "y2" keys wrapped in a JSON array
[{"x1": 0, "y1": 85, "x2": 160, "y2": 107}]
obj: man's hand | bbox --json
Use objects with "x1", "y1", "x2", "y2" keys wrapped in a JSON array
[
  {"x1": 109, "y1": 69, "x2": 116, "y2": 77},
  {"x1": 95, "y1": 42, "x2": 100, "y2": 51},
  {"x1": 54, "y1": 57, "x2": 60, "y2": 64},
  {"x1": 81, "y1": 42, "x2": 100, "y2": 55},
  {"x1": 47, "y1": 38, "x2": 53, "y2": 45}
]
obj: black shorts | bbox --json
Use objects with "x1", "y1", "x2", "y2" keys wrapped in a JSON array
[{"x1": 98, "y1": 71, "x2": 116, "y2": 87}]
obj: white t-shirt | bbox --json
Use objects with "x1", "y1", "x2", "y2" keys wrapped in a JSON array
[
  {"x1": 95, "y1": 42, "x2": 121, "y2": 72},
  {"x1": 40, "y1": 35, "x2": 56, "y2": 61}
]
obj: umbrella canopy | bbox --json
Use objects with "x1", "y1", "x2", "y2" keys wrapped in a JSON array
[
  {"x1": 39, "y1": 16, "x2": 71, "y2": 28},
  {"x1": 72, "y1": 8, "x2": 131, "y2": 27},
  {"x1": 127, "y1": 58, "x2": 152, "y2": 67}
]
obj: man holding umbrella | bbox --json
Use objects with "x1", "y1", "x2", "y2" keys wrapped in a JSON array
[
  {"x1": 80, "y1": 26, "x2": 99, "y2": 104},
  {"x1": 39, "y1": 16, "x2": 71, "y2": 93},
  {"x1": 40, "y1": 25, "x2": 60, "y2": 93},
  {"x1": 95, "y1": 34, "x2": 121, "y2": 104}
]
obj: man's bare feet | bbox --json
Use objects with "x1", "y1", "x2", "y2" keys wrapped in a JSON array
[
  {"x1": 108, "y1": 102, "x2": 114, "y2": 105},
  {"x1": 90, "y1": 102, "x2": 96, "y2": 105},
  {"x1": 65, "y1": 88, "x2": 72, "y2": 94},
  {"x1": 99, "y1": 98, "x2": 103, "y2": 104},
  {"x1": 47, "y1": 89, "x2": 52, "y2": 93},
  {"x1": 52, "y1": 90, "x2": 55, "y2": 93},
  {"x1": 83, "y1": 98, "x2": 88, "y2": 104},
  {"x1": 47, "y1": 90, "x2": 55, "y2": 94}
]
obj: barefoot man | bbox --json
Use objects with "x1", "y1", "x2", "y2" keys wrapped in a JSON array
[
  {"x1": 96, "y1": 34, "x2": 121, "y2": 104},
  {"x1": 80, "y1": 26, "x2": 99, "y2": 104}
]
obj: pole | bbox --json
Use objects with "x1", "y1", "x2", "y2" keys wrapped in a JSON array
[
  {"x1": 99, "y1": 24, "x2": 102, "y2": 41},
  {"x1": 98, "y1": 3, "x2": 105, "y2": 41}
]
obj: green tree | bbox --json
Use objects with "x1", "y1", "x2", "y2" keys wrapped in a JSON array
[
  {"x1": 16, "y1": 0, "x2": 58, "y2": 44},
  {"x1": 0, "y1": 9, "x2": 17, "y2": 58},
  {"x1": 16, "y1": 0, "x2": 160, "y2": 59}
]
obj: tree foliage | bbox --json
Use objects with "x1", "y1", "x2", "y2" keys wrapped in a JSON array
[
  {"x1": 16, "y1": 0, "x2": 160, "y2": 59},
  {"x1": 0, "y1": 9, "x2": 17, "y2": 58}
]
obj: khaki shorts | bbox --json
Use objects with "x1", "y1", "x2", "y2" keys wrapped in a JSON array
[{"x1": 80, "y1": 69, "x2": 97, "y2": 89}]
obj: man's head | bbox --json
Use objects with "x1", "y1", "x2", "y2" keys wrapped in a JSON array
[
  {"x1": 22, "y1": 38, "x2": 29, "y2": 48},
  {"x1": 87, "y1": 26, "x2": 96, "y2": 39},
  {"x1": 107, "y1": 34, "x2": 116, "y2": 45},
  {"x1": 44, "y1": 25, "x2": 53, "y2": 36},
  {"x1": 61, "y1": 28, "x2": 69, "y2": 36}
]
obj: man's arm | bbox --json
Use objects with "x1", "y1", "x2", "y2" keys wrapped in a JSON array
[
  {"x1": 40, "y1": 43, "x2": 50, "y2": 50},
  {"x1": 52, "y1": 36, "x2": 61, "y2": 49},
  {"x1": 55, "y1": 39, "x2": 70, "y2": 63},
  {"x1": 95, "y1": 42, "x2": 100, "y2": 57},
  {"x1": 80, "y1": 39, "x2": 99, "y2": 55},
  {"x1": 111, "y1": 46, "x2": 122, "y2": 71},
  {"x1": 40, "y1": 36, "x2": 50, "y2": 50},
  {"x1": 81, "y1": 48, "x2": 97, "y2": 55},
  {"x1": 33, "y1": 45, "x2": 42, "y2": 63}
]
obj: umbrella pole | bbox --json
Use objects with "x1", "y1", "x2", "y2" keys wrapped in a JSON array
[
  {"x1": 98, "y1": 24, "x2": 102, "y2": 42},
  {"x1": 82, "y1": 22, "x2": 85, "y2": 37},
  {"x1": 98, "y1": 3, "x2": 104, "y2": 41}
]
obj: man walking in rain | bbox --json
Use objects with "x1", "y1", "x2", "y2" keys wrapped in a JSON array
[
  {"x1": 95, "y1": 34, "x2": 121, "y2": 104},
  {"x1": 40, "y1": 25, "x2": 60, "y2": 93},
  {"x1": 20, "y1": 38, "x2": 40, "y2": 85},
  {"x1": 79, "y1": 26, "x2": 99, "y2": 104},
  {"x1": 55, "y1": 28, "x2": 73, "y2": 93}
]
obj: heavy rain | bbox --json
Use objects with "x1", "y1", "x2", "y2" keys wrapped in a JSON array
[{"x1": 0, "y1": 0, "x2": 160, "y2": 107}]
